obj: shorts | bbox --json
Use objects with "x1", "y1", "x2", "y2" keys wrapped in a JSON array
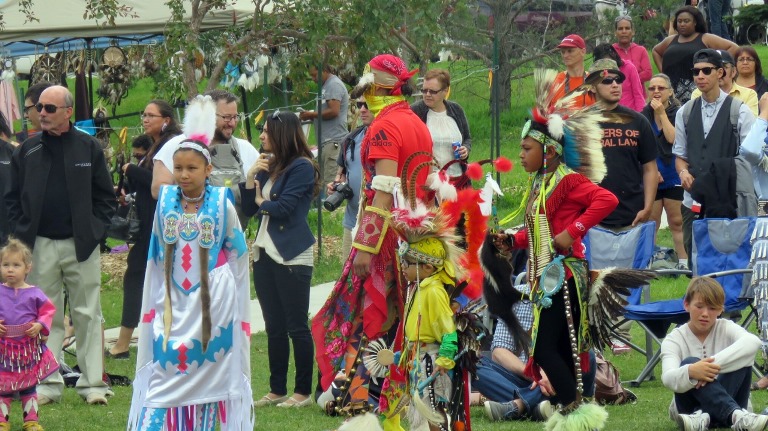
[{"x1": 655, "y1": 186, "x2": 683, "y2": 201}]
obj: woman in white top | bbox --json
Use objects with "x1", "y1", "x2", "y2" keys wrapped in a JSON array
[
  {"x1": 411, "y1": 69, "x2": 472, "y2": 181},
  {"x1": 240, "y1": 112, "x2": 320, "y2": 408}
]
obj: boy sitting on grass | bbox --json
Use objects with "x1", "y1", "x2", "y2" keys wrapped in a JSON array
[{"x1": 661, "y1": 277, "x2": 766, "y2": 431}]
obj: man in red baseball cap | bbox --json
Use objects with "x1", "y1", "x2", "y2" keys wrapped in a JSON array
[{"x1": 552, "y1": 34, "x2": 595, "y2": 108}]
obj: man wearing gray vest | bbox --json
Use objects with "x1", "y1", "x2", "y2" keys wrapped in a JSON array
[{"x1": 673, "y1": 49, "x2": 759, "y2": 259}]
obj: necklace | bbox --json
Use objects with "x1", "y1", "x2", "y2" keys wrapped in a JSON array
[{"x1": 181, "y1": 189, "x2": 205, "y2": 210}]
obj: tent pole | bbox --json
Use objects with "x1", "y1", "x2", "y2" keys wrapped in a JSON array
[{"x1": 86, "y1": 38, "x2": 93, "y2": 118}]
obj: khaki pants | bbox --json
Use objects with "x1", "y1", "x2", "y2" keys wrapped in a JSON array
[
  {"x1": 29, "y1": 237, "x2": 110, "y2": 401},
  {"x1": 320, "y1": 141, "x2": 341, "y2": 192}
]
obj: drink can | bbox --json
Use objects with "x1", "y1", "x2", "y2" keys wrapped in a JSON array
[{"x1": 452, "y1": 142, "x2": 461, "y2": 159}]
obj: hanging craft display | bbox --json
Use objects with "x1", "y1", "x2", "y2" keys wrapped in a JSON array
[
  {"x1": 192, "y1": 47, "x2": 207, "y2": 82},
  {"x1": 1, "y1": 58, "x2": 14, "y2": 81},
  {"x1": 96, "y1": 46, "x2": 131, "y2": 107},
  {"x1": 30, "y1": 54, "x2": 60, "y2": 85}
]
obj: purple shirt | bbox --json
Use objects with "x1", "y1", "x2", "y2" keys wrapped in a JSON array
[{"x1": 0, "y1": 284, "x2": 54, "y2": 335}]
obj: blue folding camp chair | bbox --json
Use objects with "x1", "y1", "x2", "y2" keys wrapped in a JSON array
[
  {"x1": 622, "y1": 217, "x2": 757, "y2": 387},
  {"x1": 583, "y1": 221, "x2": 656, "y2": 357}
]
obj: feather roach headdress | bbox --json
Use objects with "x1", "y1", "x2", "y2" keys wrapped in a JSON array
[
  {"x1": 527, "y1": 68, "x2": 607, "y2": 184},
  {"x1": 178, "y1": 94, "x2": 217, "y2": 163},
  {"x1": 390, "y1": 202, "x2": 464, "y2": 284}
]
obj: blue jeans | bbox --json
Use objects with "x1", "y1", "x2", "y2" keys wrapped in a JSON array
[
  {"x1": 253, "y1": 254, "x2": 314, "y2": 396},
  {"x1": 674, "y1": 357, "x2": 751, "y2": 427},
  {"x1": 473, "y1": 352, "x2": 596, "y2": 414},
  {"x1": 707, "y1": 0, "x2": 731, "y2": 39}
]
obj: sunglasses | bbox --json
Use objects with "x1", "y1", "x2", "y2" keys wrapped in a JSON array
[
  {"x1": 23, "y1": 105, "x2": 35, "y2": 114},
  {"x1": 35, "y1": 103, "x2": 68, "y2": 114},
  {"x1": 421, "y1": 88, "x2": 444, "y2": 95},
  {"x1": 614, "y1": 14, "x2": 632, "y2": 23},
  {"x1": 356, "y1": 101, "x2": 368, "y2": 109},
  {"x1": 691, "y1": 67, "x2": 717, "y2": 76},
  {"x1": 271, "y1": 110, "x2": 283, "y2": 123},
  {"x1": 600, "y1": 76, "x2": 625, "y2": 85},
  {"x1": 648, "y1": 86, "x2": 668, "y2": 92}
]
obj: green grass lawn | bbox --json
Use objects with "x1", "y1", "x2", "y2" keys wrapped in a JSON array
[{"x1": 20, "y1": 50, "x2": 768, "y2": 430}]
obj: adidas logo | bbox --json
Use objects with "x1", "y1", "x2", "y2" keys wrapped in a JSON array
[{"x1": 369, "y1": 130, "x2": 392, "y2": 146}]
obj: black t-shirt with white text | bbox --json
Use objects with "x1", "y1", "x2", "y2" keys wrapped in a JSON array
[{"x1": 598, "y1": 105, "x2": 658, "y2": 227}]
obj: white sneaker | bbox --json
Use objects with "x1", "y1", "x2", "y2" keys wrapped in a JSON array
[
  {"x1": 732, "y1": 409, "x2": 768, "y2": 431},
  {"x1": 676, "y1": 410, "x2": 710, "y2": 431},
  {"x1": 669, "y1": 401, "x2": 679, "y2": 421}
]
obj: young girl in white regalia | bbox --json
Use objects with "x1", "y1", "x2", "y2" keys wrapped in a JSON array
[{"x1": 128, "y1": 96, "x2": 253, "y2": 431}]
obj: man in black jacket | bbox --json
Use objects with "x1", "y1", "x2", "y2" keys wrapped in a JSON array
[{"x1": 6, "y1": 85, "x2": 115, "y2": 406}]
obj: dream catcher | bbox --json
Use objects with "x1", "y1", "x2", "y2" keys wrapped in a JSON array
[
  {"x1": 68, "y1": 49, "x2": 98, "y2": 75},
  {"x1": 127, "y1": 46, "x2": 144, "y2": 79},
  {"x1": 142, "y1": 45, "x2": 159, "y2": 77},
  {"x1": 192, "y1": 47, "x2": 207, "y2": 82},
  {"x1": 237, "y1": 56, "x2": 265, "y2": 91},
  {"x1": 30, "y1": 53, "x2": 60, "y2": 85},
  {"x1": 1, "y1": 58, "x2": 14, "y2": 81},
  {"x1": 96, "y1": 46, "x2": 131, "y2": 108}
]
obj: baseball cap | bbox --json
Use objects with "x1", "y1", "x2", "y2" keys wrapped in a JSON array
[
  {"x1": 558, "y1": 34, "x2": 586, "y2": 50},
  {"x1": 692, "y1": 49, "x2": 724, "y2": 68},
  {"x1": 717, "y1": 49, "x2": 735, "y2": 66}
]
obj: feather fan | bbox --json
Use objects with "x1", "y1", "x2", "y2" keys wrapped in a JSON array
[{"x1": 587, "y1": 268, "x2": 657, "y2": 351}]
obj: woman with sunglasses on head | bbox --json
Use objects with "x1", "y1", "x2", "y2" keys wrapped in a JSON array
[
  {"x1": 735, "y1": 46, "x2": 768, "y2": 100},
  {"x1": 612, "y1": 15, "x2": 653, "y2": 84},
  {"x1": 641, "y1": 74, "x2": 688, "y2": 271},
  {"x1": 241, "y1": 111, "x2": 320, "y2": 409},
  {"x1": 653, "y1": 5, "x2": 738, "y2": 104},
  {"x1": 410, "y1": 69, "x2": 472, "y2": 183},
  {"x1": 593, "y1": 44, "x2": 646, "y2": 111},
  {"x1": 107, "y1": 101, "x2": 182, "y2": 359}
]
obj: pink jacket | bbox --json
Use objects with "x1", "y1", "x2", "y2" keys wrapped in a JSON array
[
  {"x1": 613, "y1": 42, "x2": 652, "y2": 83},
  {"x1": 619, "y1": 61, "x2": 646, "y2": 112}
]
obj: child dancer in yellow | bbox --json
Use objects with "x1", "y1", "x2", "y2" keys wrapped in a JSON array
[{"x1": 385, "y1": 205, "x2": 463, "y2": 431}]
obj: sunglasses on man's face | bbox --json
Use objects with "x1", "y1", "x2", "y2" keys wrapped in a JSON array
[
  {"x1": 356, "y1": 101, "x2": 368, "y2": 109},
  {"x1": 691, "y1": 67, "x2": 717, "y2": 76},
  {"x1": 421, "y1": 88, "x2": 444, "y2": 95},
  {"x1": 600, "y1": 76, "x2": 625, "y2": 85},
  {"x1": 35, "y1": 103, "x2": 68, "y2": 114}
]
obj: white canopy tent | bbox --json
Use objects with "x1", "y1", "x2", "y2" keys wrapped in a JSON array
[{"x1": 0, "y1": 0, "x2": 258, "y2": 56}]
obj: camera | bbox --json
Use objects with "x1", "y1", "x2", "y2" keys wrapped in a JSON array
[{"x1": 324, "y1": 182, "x2": 354, "y2": 211}]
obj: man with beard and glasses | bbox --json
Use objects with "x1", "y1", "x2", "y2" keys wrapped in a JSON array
[{"x1": 151, "y1": 90, "x2": 259, "y2": 227}]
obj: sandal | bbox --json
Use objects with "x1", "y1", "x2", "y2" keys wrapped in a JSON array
[
  {"x1": 62, "y1": 335, "x2": 76, "y2": 350},
  {"x1": 254, "y1": 394, "x2": 288, "y2": 407},
  {"x1": 276, "y1": 396, "x2": 313, "y2": 408}
]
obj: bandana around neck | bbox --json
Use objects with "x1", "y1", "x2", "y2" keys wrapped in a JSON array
[{"x1": 364, "y1": 86, "x2": 406, "y2": 116}]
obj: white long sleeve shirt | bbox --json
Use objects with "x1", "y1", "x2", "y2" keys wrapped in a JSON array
[{"x1": 661, "y1": 318, "x2": 760, "y2": 394}]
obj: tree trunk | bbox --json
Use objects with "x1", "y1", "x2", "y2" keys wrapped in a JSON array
[{"x1": 496, "y1": 58, "x2": 513, "y2": 112}]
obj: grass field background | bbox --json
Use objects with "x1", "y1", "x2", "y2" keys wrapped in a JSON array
[{"x1": 8, "y1": 45, "x2": 768, "y2": 430}]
